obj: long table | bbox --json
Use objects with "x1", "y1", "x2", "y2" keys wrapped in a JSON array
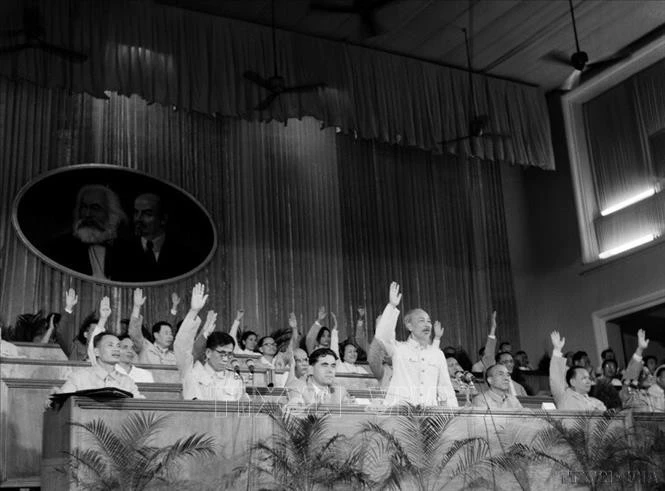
[
  {"x1": 41, "y1": 397, "x2": 665, "y2": 491},
  {"x1": 0, "y1": 356, "x2": 380, "y2": 488}
]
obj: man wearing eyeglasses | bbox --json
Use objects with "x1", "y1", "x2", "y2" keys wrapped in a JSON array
[{"x1": 174, "y1": 283, "x2": 245, "y2": 401}]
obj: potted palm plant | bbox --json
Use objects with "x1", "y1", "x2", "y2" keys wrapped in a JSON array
[
  {"x1": 239, "y1": 405, "x2": 369, "y2": 490},
  {"x1": 61, "y1": 412, "x2": 217, "y2": 490},
  {"x1": 353, "y1": 404, "x2": 489, "y2": 490}
]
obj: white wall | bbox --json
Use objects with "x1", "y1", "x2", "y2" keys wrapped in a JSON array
[{"x1": 501, "y1": 95, "x2": 665, "y2": 368}]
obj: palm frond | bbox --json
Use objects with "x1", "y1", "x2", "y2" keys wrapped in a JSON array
[
  {"x1": 69, "y1": 419, "x2": 132, "y2": 473},
  {"x1": 444, "y1": 437, "x2": 490, "y2": 481},
  {"x1": 63, "y1": 449, "x2": 116, "y2": 491},
  {"x1": 133, "y1": 433, "x2": 217, "y2": 490},
  {"x1": 117, "y1": 412, "x2": 170, "y2": 450}
]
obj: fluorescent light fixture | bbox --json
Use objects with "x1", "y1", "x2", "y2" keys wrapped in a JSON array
[
  {"x1": 600, "y1": 188, "x2": 656, "y2": 216},
  {"x1": 599, "y1": 234, "x2": 656, "y2": 259}
]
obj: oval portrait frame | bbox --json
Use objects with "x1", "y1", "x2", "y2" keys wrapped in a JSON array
[{"x1": 12, "y1": 164, "x2": 218, "y2": 286}]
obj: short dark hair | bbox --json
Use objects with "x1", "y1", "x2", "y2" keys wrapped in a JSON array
[
  {"x1": 316, "y1": 326, "x2": 331, "y2": 344},
  {"x1": 309, "y1": 347, "x2": 338, "y2": 365},
  {"x1": 92, "y1": 332, "x2": 117, "y2": 348},
  {"x1": 443, "y1": 346, "x2": 456, "y2": 356},
  {"x1": 117, "y1": 334, "x2": 132, "y2": 343},
  {"x1": 600, "y1": 348, "x2": 614, "y2": 359},
  {"x1": 206, "y1": 332, "x2": 235, "y2": 351},
  {"x1": 566, "y1": 366, "x2": 587, "y2": 386},
  {"x1": 257, "y1": 336, "x2": 274, "y2": 348},
  {"x1": 644, "y1": 355, "x2": 657, "y2": 364},
  {"x1": 151, "y1": 321, "x2": 172, "y2": 336},
  {"x1": 572, "y1": 351, "x2": 588, "y2": 365},
  {"x1": 498, "y1": 341, "x2": 511, "y2": 352},
  {"x1": 484, "y1": 364, "x2": 499, "y2": 382},
  {"x1": 239, "y1": 330, "x2": 257, "y2": 351},
  {"x1": 515, "y1": 350, "x2": 527, "y2": 357},
  {"x1": 76, "y1": 313, "x2": 100, "y2": 345},
  {"x1": 339, "y1": 340, "x2": 358, "y2": 362},
  {"x1": 495, "y1": 352, "x2": 513, "y2": 363}
]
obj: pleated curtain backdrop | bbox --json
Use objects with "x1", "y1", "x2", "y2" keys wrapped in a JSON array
[
  {"x1": 0, "y1": 77, "x2": 517, "y2": 352},
  {"x1": 0, "y1": 0, "x2": 554, "y2": 169}
]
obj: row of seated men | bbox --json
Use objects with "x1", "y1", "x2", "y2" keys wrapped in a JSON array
[{"x1": 3, "y1": 281, "x2": 663, "y2": 412}]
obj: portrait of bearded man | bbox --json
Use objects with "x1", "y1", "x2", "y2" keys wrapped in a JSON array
[{"x1": 46, "y1": 184, "x2": 134, "y2": 281}]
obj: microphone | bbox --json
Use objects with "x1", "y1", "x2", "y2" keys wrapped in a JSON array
[
  {"x1": 231, "y1": 359, "x2": 241, "y2": 377},
  {"x1": 246, "y1": 358, "x2": 255, "y2": 374}
]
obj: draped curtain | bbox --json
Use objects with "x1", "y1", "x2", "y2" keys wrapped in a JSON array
[
  {"x1": 0, "y1": 77, "x2": 517, "y2": 353},
  {"x1": 0, "y1": 0, "x2": 554, "y2": 169},
  {"x1": 584, "y1": 58, "x2": 665, "y2": 253}
]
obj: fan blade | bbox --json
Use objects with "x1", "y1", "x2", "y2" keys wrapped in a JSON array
[
  {"x1": 243, "y1": 70, "x2": 274, "y2": 91},
  {"x1": 482, "y1": 132, "x2": 512, "y2": 140},
  {"x1": 0, "y1": 43, "x2": 30, "y2": 55},
  {"x1": 37, "y1": 40, "x2": 87, "y2": 62},
  {"x1": 282, "y1": 82, "x2": 327, "y2": 94},
  {"x1": 440, "y1": 135, "x2": 473, "y2": 145},
  {"x1": 543, "y1": 50, "x2": 572, "y2": 67},
  {"x1": 586, "y1": 51, "x2": 631, "y2": 72},
  {"x1": 561, "y1": 70, "x2": 581, "y2": 91},
  {"x1": 255, "y1": 92, "x2": 279, "y2": 111}
]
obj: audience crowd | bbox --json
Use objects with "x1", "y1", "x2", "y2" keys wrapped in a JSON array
[{"x1": 1, "y1": 280, "x2": 664, "y2": 414}]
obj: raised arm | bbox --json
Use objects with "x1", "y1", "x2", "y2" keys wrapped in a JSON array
[
  {"x1": 39, "y1": 313, "x2": 58, "y2": 344},
  {"x1": 623, "y1": 329, "x2": 649, "y2": 382},
  {"x1": 330, "y1": 312, "x2": 340, "y2": 358},
  {"x1": 433, "y1": 321, "x2": 444, "y2": 348},
  {"x1": 169, "y1": 292, "x2": 181, "y2": 319},
  {"x1": 173, "y1": 283, "x2": 207, "y2": 374},
  {"x1": 54, "y1": 289, "x2": 78, "y2": 356},
  {"x1": 192, "y1": 310, "x2": 217, "y2": 362},
  {"x1": 354, "y1": 307, "x2": 368, "y2": 353},
  {"x1": 305, "y1": 306, "x2": 327, "y2": 353},
  {"x1": 128, "y1": 288, "x2": 147, "y2": 352},
  {"x1": 87, "y1": 297, "x2": 111, "y2": 365},
  {"x1": 228, "y1": 309, "x2": 244, "y2": 353},
  {"x1": 549, "y1": 330, "x2": 567, "y2": 405},
  {"x1": 480, "y1": 311, "x2": 498, "y2": 369},
  {"x1": 374, "y1": 282, "x2": 402, "y2": 357}
]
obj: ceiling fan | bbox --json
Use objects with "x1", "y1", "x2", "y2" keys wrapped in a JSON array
[
  {"x1": 243, "y1": 0, "x2": 326, "y2": 111},
  {"x1": 544, "y1": 0, "x2": 631, "y2": 91},
  {"x1": 0, "y1": 6, "x2": 88, "y2": 62},
  {"x1": 309, "y1": 0, "x2": 396, "y2": 39},
  {"x1": 441, "y1": 26, "x2": 510, "y2": 147}
]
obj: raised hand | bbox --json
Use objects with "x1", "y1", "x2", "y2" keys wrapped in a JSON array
[
  {"x1": 550, "y1": 330, "x2": 565, "y2": 352},
  {"x1": 330, "y1": 312, "x2": 338, "y2": 331},
  {"x1": 317, "y1": 306, "x2": 327, "y2": 323},
  {"x1": 171, "y1": 292, "x2": 181, "y2": 308},
  {"x1": 434, "y1": 320, "x2": 444, "y2": 339},
  {"x1": 288, "y1": 312, "x2": 297, "y2": 329},
  {"x1": 133, "y1": 288, "x2": 146, "y2": 308},
  {"x1": 202, "y1": 310, "x2": 217, "y2": 338},
  {"x1": 190, "y1": 283, "x2": 208, "y2": 312},
  {"x1": 489, "y1": 311, "x2": 497, "y2": 336},
  {"x1": 65, "y1": 288, "x2": 78, "y2": 312},
  {"x1": 235, "y1": 309, "x2": 245, "y2": 322},
  {"x1": 389, "y1": 282, "x2": 402, "y2": 307},
  {"x1": 637, "y1": 329, "x2": 649, "y2": 354},
  {"x1": 99, "y1": 296, "x2": 112, "y2": 320},
  {"x1": 357, "y1": 306, "x2": 366, "y2": 318}
]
